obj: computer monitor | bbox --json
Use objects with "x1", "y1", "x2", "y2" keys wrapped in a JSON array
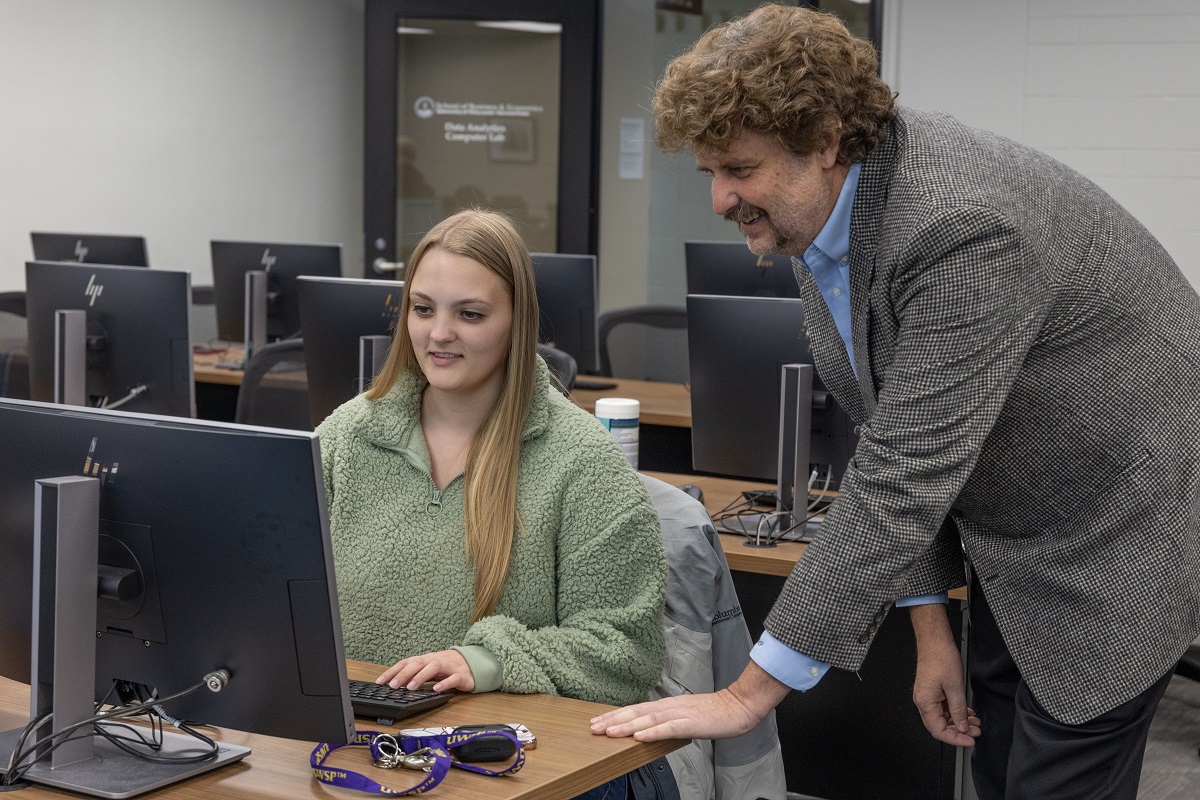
[
  {"x1": 687, "y1": 294, "x2": 857, "y2": 518},
  {"x1": 211, "y1": 240, "x2": 342, "y2": 343},
  {"x1": 24, "y1": 261, "x2": 195, "y2": 418},
  {"x1": 0, "y1": 398, "x2": 353, "y2": 795},
  {"x1": 530, "y1": 252, "x2": 598, "y2": 373},
  {"x1": 298, "y1": 276, "x2": 403, "y2": 428},
  {"x1": 684, "y1": 240, "x2": 800, "y2": 298},
  {"x1": 30, "y1": 232, "x2": 149, "y2": 267}
]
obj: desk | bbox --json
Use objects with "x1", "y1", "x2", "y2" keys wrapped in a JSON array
[
  {"x1": 570, "y1": 380, "x2": 692, "y2": 472},
  {"x1": 192, "y1": 346, "x2": 246, "y2": 387},
  {"x1": 644, "y1": 470, "x2": 966, "y2": 800},
  {"x1": 0, "y1": 661, "x2": 681, "y2": 800},
  {"x1": 569, "y1": 379, "x2": 690, "y2": 428},
  {"x1": 644, "y1": 471, "x2": 966, "y2": 601},
  {"x1": 193, "y1": 347, "x2": 308, "y2": 424},
  {"x1": 196, "y1": 357, "x2": 693, "y2": 428}
]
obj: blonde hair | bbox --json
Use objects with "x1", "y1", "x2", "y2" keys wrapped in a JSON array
[
  {"x1": 653, "y1": 3, "x2": 895, "y2": 163},
  {"x1": 367, "y1": 209, "x2": 539, "y2": 622}
]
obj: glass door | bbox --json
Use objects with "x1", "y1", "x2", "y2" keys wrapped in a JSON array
[{"x1": 364, "y1": 0, "x2": 599, "y2": 277}]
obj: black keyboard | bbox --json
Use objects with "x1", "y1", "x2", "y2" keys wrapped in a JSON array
[{"x1": 347, "y1": 679, "x2": 454, "y2": 723}]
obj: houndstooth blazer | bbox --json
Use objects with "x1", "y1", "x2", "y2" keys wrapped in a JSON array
[{"x1": 763, "y1": 107, "x2": 1200, "y2": 724}]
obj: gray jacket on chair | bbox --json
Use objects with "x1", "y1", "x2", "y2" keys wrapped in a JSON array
[
  {"x1": 767, "y1": 107, "x2": 1200, "y2": 724},
  {"x1": 640, "y1": 474, "x2": 786, "y2": 800}
]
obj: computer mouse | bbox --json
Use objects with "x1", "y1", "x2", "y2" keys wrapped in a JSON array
[{"x1": 680, "y1": 484, "x2": 704, "y2": 503}]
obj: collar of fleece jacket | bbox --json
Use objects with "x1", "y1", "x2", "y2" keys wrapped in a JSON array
[{"x1": 358, "y1": 355, "x2": 552, "y2": 452}]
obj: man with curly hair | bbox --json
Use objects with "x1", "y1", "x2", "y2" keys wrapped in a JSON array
[{"x1": 592, "y1": 5, "x2": 1200, "y2": 798}]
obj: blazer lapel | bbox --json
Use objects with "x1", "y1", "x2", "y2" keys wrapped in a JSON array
[
  {"x1": 792, "y1": 257, "x2": 869, "y2": 424},
  {"x1": 846, "y1": 114, "x2": 903, "y2": 419}
]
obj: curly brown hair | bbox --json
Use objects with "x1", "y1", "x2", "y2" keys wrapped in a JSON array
[{"x1": 653, "y1": 3, "x2": 895, "y2": 163}]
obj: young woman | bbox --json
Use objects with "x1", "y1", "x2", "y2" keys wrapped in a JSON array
[{"x1": 317, "y1": 209, "x2": 666, "y2": 710}]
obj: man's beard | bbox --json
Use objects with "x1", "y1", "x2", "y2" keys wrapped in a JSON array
[{"x1": 725, "y1": 201, "x2": 786, "y2": 254}]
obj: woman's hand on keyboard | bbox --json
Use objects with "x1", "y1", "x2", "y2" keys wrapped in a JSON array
[{"x1": 377, "y1": 649, "x2": 475, "y2": 694}]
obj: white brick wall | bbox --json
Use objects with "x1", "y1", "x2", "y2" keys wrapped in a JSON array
[
  {"x1": 886, "y1": 0, "x2": 1200, "y2": 287},
  {"x1": 0, "y1": 0, "x2": 364, "y2": 293}
]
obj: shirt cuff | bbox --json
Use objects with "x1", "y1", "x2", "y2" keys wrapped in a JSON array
[
  {"x1": 451, "y1": 645, "x2": 503, "y2": 693},
  {"x1": 895, "y1": 593, "x2": 949, "y2": 607},
  {"x1": 749, "y1": 631, "x2": 830, "y2": 691}
]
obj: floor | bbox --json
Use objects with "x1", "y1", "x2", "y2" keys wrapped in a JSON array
[{"x1": 1139, "y1": 674, "x2": 1200, "y2": 799}]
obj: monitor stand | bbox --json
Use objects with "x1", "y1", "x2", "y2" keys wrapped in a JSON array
[
  {"x1": 721, "y1": 363, "x2": 814, "y2": 547},
  {"x1": 0, "y1": 476, "x2": 249, "y2": 799},
  {"x1": 52, "y1": 309, "x2": 87, "y2": 407},
  {"x1": 359, "y1": 334, "x2": 391, "y2": 393},
  {"x1": 242, "y1": 269, "x2": 268, "y2": 365}
]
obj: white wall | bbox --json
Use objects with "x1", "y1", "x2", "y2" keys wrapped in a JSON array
[
  {"x1": 597, "y1": 0, "x2": 654, "y2": 312},
  {"x1": 644, "y1": 1, "x2": 768, "y2": 307},
  {"x1": 0, "y1": 0, "x2": 364, "y2": 292},
  {"x1": 884, "y1": 0, "x2": 1200, "y2": 286}
]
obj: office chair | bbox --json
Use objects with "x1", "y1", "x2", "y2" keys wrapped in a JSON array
[
  {"x1": 0, "y1": 291, "x2": 30, "y2": 399},
  {"x1": 637, "y1": 474, "x2": 786, "y2": 799},
  {"x1": 235, "y1": 338, "x2": 312, "y2": 430},
  {"x1": 597, "y1": 305, "x2": 688, "y2": 383},
  {"x1": 537, "y1": 343, "x2": 577, "y2": 395},
  {"x1": 189, "y1": 285, "x2": 220, "y2": 346}
]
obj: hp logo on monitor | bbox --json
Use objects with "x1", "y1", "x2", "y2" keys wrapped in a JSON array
[{"x1": 84, "y1": 274, "x2": 103, "y2": 306}]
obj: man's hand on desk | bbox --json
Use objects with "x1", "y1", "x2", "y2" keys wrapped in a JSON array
[
  {"x1": 910, "y1": 603, "x2": 980, "y2": 747},
  {"x1": 589, "y1": 661, "x2": 788, "y2": 742}
]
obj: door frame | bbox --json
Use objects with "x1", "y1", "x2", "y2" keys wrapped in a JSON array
[{"x1": 363, "y1": 0, "x2": 601, "y2": 276}]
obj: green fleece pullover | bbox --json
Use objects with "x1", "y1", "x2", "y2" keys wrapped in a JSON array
[{"x1": 317, "y1": 358, "x2": 666, "y2": 706}]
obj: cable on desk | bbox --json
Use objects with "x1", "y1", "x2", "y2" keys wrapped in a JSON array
[
  {"x1": 1, "y1": 670, "x2": 228, "y2": 786},
  {"x1": 102, "y1": 384, "x2": 148, "y2": 410},
  {"x1": 713, "y1": 466, "x2": 836, "y2": 547}
]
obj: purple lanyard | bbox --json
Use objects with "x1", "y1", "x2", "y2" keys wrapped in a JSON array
[{"x1": 310, "y1": 728, "x2": 525, "y2": 795}]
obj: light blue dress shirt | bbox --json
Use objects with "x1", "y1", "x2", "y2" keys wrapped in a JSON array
[{"x1": 748, "y1": 162, "x2": 948, "y2": 692}]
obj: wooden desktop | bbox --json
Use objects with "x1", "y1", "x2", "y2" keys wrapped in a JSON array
[
  {"x1": 0, "y1": 661, "x2": 681, "y2": 800},
  {"x1": 569, "y1": 379, "x2": 690, "y2": 428},
  {"x1": 192, "y1": 345, "x2": 246, "y2": 388}
]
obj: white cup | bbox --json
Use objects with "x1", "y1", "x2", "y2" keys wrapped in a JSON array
[{"x1": 595, "y1": 397, "x2": 639, "y2": 469}]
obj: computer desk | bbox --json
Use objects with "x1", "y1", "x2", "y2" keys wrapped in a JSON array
[
  {"x1": 193, "y1": 346, "x2": 308, "y2": 422},
  {"x1": 643, "y1": 471, "x2": 967, "y2": 598},
  {"x1": 569, "y1": 379, "x2": 690, "y2": 428},
  {"x1": 570, "y1": 380, "x2": 692, "y2": 473},
  {"x1": 0, "y1": 661, "x2": 682, "y2": 800},
  {"x1": 193, "y1": 355, "x2": 692, "y2": 443},
  {"x1": 195, "y1": 353, "x2": 692, "y2": 419}
]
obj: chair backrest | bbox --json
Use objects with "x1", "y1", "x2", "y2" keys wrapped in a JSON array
[
  {"x1": 537, "y1": 343, "x2": 578, "y2": 395},
  {"x1": 0, "y1": 292, "x2": 29, "y2": 399},
  {"x1": 0, "y1": 291, "x2": 26, "y2": 320},
  {"x1": 598, "y1": 305, "x2": 688, "y2": 383},
  {"x1": 235, "y1": 338, "x2": 312, "y2": 430},
  {"x1": 189, "y1": 285, "x2": 219, "y2": 346},
  {"x1": 637, "y1": 474, "x2": 786, "y2": 800}
]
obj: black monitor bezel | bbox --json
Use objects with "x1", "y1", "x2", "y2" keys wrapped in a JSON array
[
  {"x1": 30, "y1": 232, "x2": 149, "y2": 268},
  {"x1": 210, "y1": 240, "x2": 343, "y2": 342},
  {"x1": 530, "y1": 252, "x2": 598, "y2": 373},
  {"x1": 24, "y1": 261, "x2": 195, "y2": 418},
  {"x1": 684, "y1": 240, "x2": 800, "y2": 299},
  {"x1": 686, "y1": 293, "x2": 856, "y2": 484},
  {"x1": 298, "y1": 276, "x2": 404, "y2": 428},
  {"x1": 0, "y1": 397, "x2": 354, "y2": 744}
]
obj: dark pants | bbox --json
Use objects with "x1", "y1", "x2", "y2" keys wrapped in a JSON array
[
  {"x1": 968, "y1": 576, "x2": 1173, "y2": 800},
  {"x1": 570, "y1": 757, "x2": 679, "y2": 800}
]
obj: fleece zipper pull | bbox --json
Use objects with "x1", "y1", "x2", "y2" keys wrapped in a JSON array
[{"x1": 426, "y1": 485, "x2": 442, "y2": 516}]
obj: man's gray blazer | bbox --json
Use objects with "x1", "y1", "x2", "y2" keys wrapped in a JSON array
[{"x1": 765, "y1": 107, "x2": 1200, "y2": 724}]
